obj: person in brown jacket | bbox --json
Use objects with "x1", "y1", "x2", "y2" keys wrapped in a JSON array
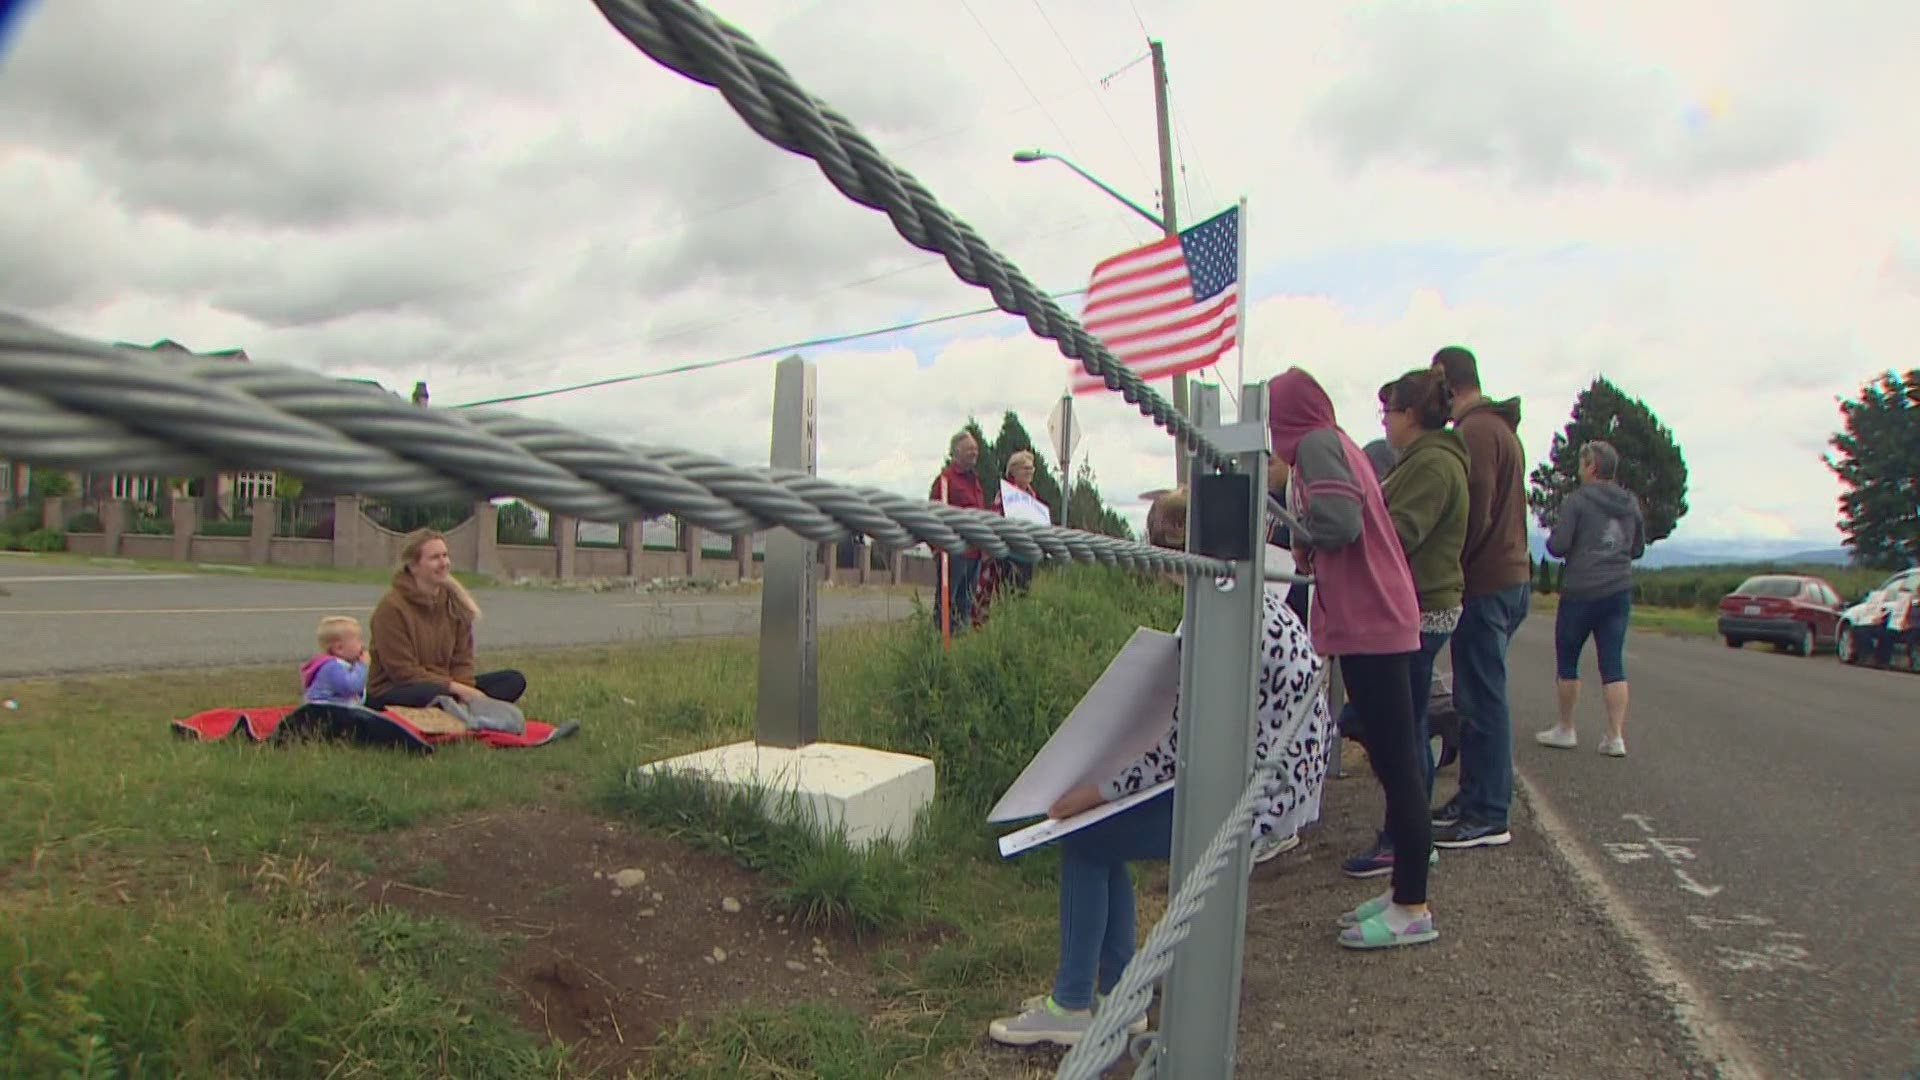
[
  {"x1": 1427, "y1": 346, "x2": 1531, "y2": 851},
  {"x1": 366, "y1": 529, "x2": 526, "y2": 709}
]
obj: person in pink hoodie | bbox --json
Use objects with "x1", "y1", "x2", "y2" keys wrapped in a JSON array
[{"x1": 1268, "y1": 367, "x2": 1437, "y2": 950}]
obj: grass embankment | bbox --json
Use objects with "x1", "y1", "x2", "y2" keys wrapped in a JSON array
[
  {"x1": 1, "y1": 567, "x2": 1179, "y2": 1078},
  {"x1": 1535, "y1": 563, "x2": 1892, "y2": 640}
]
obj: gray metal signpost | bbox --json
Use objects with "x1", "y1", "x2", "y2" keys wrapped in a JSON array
[
  {"x1": 755, "y1": 354, "x2": 820, "y2": 749},
  {"x1": 1156, "y1": 381, "x2": 1268, "y2": 1076}
]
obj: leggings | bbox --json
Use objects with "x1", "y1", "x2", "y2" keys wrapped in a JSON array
[
  {"x1": 1342, "y1": 651, "x2": 1430, "y2": 906},
  {"x1": 367, "y1": 669, "x2": 527, "y2": 710},
  {"x1": 1555, "y1": 588, "x2": 1631, "y2": 683}
]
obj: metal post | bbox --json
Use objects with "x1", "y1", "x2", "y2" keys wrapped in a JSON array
[
  {"x1": 1151, "y1": 38, "x2": 1187, "y2": 492},
  {"x1": 1327, "y1": 659, "x2": 1349, "y2": 778},
  {"x1": 1158, "y1": 381, "x2": 1266, "y2": 1077},
  {"x1": 1058, "y1": 392, "x2": 1074, "y2": 524},
  {"x1": 755, "y1": 355, "x2": 819, "y2": 748}
]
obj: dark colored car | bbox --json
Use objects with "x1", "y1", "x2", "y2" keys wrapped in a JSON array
[{"x1": 1717, "y1": 574, "x2": 1844, "y2": 656}]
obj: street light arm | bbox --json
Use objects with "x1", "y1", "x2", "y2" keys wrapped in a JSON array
[{"x1": 1012, "y1": 150, "x2": 1165, "y2": 231}]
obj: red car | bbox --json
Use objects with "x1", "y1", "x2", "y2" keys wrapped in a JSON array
[{"x1": 1717, "y1": 574, "x2": 1845, "y2": 656}]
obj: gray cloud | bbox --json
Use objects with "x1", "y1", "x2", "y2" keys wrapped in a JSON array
[
  {"x1": 1308, "y1": 1, "x2": 1826, "y2": 188},
  {"x1": 0, "y1": 2, "x2": 601, "y2": 230}
]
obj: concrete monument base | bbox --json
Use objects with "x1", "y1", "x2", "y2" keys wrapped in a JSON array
[{"x1": 640, "y1": 740, "x2": 935, "y2": 848}]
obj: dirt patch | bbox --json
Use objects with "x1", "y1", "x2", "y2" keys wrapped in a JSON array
[{"x1": 356, "y1": 804, "x2": 879, "y2": 1077}]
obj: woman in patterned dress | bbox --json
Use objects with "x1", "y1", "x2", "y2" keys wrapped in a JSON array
[{"x1": 987, "y1": 487, "x2": 1331, "y2": 1048}]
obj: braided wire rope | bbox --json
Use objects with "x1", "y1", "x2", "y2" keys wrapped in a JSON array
[
  {"x1": 0, "y1": 314, "x2": 1227, "y2": 577},
  {"x1": 1055, "y1": 664, "x2": 1331, "y2": 1080},
  {"x1": 589, "y1": 0, "x2": 1230, "y2": 471}
]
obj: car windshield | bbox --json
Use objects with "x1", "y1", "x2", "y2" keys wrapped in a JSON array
[{"x1": 1735, "y1": 577, "x2": 1802, "y2": 598}]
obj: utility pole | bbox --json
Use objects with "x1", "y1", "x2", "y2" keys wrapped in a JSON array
[{"x1": 1151, "y1": 38, "x2": 1187, "y2": 489}]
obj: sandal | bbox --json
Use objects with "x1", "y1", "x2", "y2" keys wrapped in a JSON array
[{"x1": 1338, "y1": 909, "x2": 1438, "y2": 950}]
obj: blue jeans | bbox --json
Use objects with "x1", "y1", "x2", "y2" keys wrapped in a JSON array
[
  {"x1": 1052, "y1": 790, "x2": 1174, "y2": 1010},
  {"x1": 1449, "y1": 584, "x2": 1530, "y2": 828},
  {"x1": 935, "y1": 555, "x2": 981, "y2": 633},
  {"x1": 1555, "y1": 589, "x2": 1631, "y2": 683}
]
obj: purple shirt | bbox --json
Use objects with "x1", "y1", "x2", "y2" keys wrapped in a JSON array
[{"x1": 301, "y1": 654, "x2": 368, "y2": 705}]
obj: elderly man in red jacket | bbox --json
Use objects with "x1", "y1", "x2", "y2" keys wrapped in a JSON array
[{"x1": 929, "y1": 430, "x2": 986, "y2": 634}]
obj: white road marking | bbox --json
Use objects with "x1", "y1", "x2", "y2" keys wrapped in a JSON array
[
  {"x1": 1517, "y1": 774, "x2": 1767, "y2": 1079},
  {"x1": 1615, "y1": 814, "x2": 1727, "y2": 898},
  {"x1": 0, "y1": 574, "x2": 198, "y2": 584}
]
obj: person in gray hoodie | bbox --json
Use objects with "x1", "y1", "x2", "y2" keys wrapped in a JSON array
[{"x1": 1537, "y1": 440, "x2": 1646, "y2": 757}]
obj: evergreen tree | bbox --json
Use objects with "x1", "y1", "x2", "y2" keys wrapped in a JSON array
[
  {"x1": 1065, "y1": 461, "x2": 1134, "y2": 540},
  {"x1": 1528, "y1": 377, "x2": 1689, "y2": 545},
  {"x1": 947, "y1": 411, "x2": 1127, "y2": 538},
  {"x1": 1827, "y1": 369, "x2": 1920, "y2": 568}
]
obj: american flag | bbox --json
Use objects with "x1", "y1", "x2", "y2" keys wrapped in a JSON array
[{"x1": 1072, "y1": 205, "x2": 1239, "y2": 395}]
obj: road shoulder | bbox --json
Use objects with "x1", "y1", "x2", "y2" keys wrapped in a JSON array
[{"x1": 1234, "y1": 762, "x2": 1715, "y2": 1078}]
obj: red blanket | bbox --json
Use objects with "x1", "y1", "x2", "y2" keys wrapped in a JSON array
[{"x1": 173, "y1": 702, "x2": 579, "y2": 753}]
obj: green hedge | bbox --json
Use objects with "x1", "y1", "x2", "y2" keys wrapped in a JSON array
[
  {"x1": 865, "y1": 565, "x2": 1184, "y2": 813},
  {"x1": 1535, "y1": 561, "x2": 1892, "y2": 610}
]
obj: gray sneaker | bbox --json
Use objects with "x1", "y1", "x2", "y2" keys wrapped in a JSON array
[
  {"x1": 1005, "y1": 992, "x2": 1150, "y2": 1044},
  {"x1": 1252, "y1": 831, "x2": 1301, "y2": 865},
  {"x1": 990, "y1": 995, "x2": 1094, "y2": 1047}
]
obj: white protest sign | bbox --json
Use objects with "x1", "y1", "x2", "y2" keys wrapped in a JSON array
[{"x1": 987, "y1": 627, "x2": 1180, "y2": 824}]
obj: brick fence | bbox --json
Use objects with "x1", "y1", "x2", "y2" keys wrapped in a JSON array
[{"x1": 43, "y1": 494, "x2": 938, "y2": 588}]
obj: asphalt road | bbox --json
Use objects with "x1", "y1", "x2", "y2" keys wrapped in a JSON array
[
  {"x1": 0, "y1": 557, "x2": 915, "y2": 678},
  {"x1": 1503, "y1": 616, "x2": 1919, "y2": 1078}
]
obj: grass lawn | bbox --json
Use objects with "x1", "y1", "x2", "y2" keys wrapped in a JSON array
[
  {"x1": 1, "y1": 568, "x2": 1176, "y2": 1078},
  {"x1": 1530, "y1": 591, "x2": 1719, "y2": 638}
]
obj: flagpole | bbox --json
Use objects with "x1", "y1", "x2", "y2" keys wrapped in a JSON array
[{"x1": 1235, "y1": 195, "x2": 1250, "y2": 411}]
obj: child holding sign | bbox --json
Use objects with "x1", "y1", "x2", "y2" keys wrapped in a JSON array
[{"x1": 986, "y1": 489, "x2": 1331, "y2": 1049}]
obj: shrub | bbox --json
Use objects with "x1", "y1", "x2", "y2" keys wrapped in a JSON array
[
  {"x1": 1597, "y1": 564, "x2": 1894, "y2": 610},
  {"x1": 873, "y1": 565, "x2": 1183, "y2": 814},
  {"x1": 198, "y1": 518, "x2": 254, "y2": 538},
  {"x1": 3, "y1": 506, "x2": 40, "y2": 535},
  {"x1": 63, "y1": 511, "x2": 101, "y2": 533},
  {"x1": 21, "y1": 529, "x2": 65, "y2": 553}
]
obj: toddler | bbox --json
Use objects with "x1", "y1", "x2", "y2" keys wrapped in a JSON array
[{"x1": 301, "y1": 615, "x2": 369, "y2": 705}]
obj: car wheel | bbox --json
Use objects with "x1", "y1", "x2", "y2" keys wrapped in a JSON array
[
  {"x1": 1723, "y1": 637, "x2": 1743, "y2": 649},
  {"x1": 1795, "y1": 624, "x2": 1814, "y2": 657},
  {"x1": 1836, "y1": 624, "x2": 1858, "y2": 665}
]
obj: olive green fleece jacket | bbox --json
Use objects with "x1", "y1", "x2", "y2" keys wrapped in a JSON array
[{"x1": 1380, "y1": 428, "x2": 1471, "y2": 613}]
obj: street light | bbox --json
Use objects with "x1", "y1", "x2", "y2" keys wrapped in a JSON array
[{"x1": 1011, "y1": 149, "x2": 1165, "y2": 231}]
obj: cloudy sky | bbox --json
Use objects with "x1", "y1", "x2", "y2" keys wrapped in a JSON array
[{"x1": 2, "y1": 0, "x2": 1914, "y2": 543}]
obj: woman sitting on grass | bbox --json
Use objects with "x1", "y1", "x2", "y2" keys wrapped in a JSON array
[
  {"x1": 366, "y1": 529, "x2": 526, "y2": 710},
  {"x1": 987, "y1": 488, "x2": 1331, "y2": 1049}
]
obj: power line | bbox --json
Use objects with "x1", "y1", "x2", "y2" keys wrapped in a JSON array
[
  {"x1": 445, "y1": 210, "x2": 1113, "y2": 393},
  {"x1": 959, "y1": 0, "x2": 1082, "y2": 160},
  {"x1": 1030, "y1": 0, "x2": 1156, "y2": 195},
  {"x1": 450, "y1": 287, "x2": 1090, "y2": 409},
  {"x1": 1169, "y1": 81, "x2": 1220, "y2": 213}
]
